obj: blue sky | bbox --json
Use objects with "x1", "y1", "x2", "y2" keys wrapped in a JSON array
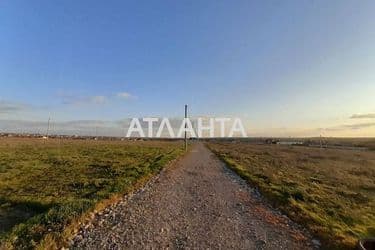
[{"x1": 1, "y1": 0, "x2": 375, "y2": 136}]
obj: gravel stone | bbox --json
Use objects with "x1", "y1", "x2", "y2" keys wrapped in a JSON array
[{"x1": 71, "y1": 143, "x2": 316, "y2": 249}]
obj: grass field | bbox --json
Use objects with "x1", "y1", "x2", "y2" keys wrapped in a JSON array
[
  {"x1": 208, "y1": 142, "x2": 375, "y2": 249},
  {"x1": 305, "y1": 137, "x2": 375, "y2": 150},
  {"x1": 0, "y1": 138, "x2": 184, "y2": 249}
]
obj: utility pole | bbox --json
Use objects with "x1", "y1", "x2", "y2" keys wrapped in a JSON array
[
  {"x1": 320, "y1": 134, "x2": 322, "y2": 148},
  {"x1": 185, "y1": 104, "x2": 188, "y2": 151},
  {"x1": 46, "y1": 117, "x2": 50, "y2": 138}
]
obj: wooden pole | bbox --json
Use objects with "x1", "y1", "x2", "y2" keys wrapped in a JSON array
[
  {"x1": 46, "y1": 117, "x2": 50, "y2": 137},
  {"x1": 320, "y1": 134, "x2": 322, "y2": 148},
  {"x1": 185, "y1": 104, "x2": 188, "y2": 151}
]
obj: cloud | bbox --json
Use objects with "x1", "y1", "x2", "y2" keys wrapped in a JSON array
[
  {"x1": 0, "y1": 119, "x2": 122, "y2": 136},
  {"x1": 344, "y1": 122, "x2": 375, "y2": 130},
  {"x1": 90, "y1": 96, "x2": 107, "y2": 104},
  {"x1": 58, "y1": 91, "x2": 136, "y2": 105},
  {"x1": 350, "y1": 113, "x2": 375, "y2": 119},
  {"x1": 59, "y1": 93, "x2": 107, "y2": 105},
  {"x1": 0, "y1": 100, "x2": 27, "y2": 114},
  {"x1": 324, "y1": 122, "x2": 375, "y2": 131},
  {"x1": 0, "y1": 117, "x2": 198, "y2": 137},
  {"x1": 117, "y1": 92, "x2": 137, "y2": 100}
]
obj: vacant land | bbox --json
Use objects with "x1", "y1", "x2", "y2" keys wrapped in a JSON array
[
  {"x1": 0, "y1": 138, "x2": 183, "y2": 249},
  {"x1": 72, "y1": 143, "x2": 313, "y2": 249},
  {"x1": 208, "y1": 142, "x2": 375, "y2": 249},
  {"x1": 305, "y1": 137, "x2": 375, "y2": 150}
]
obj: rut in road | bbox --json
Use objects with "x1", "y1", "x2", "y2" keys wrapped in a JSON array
[{"x1": 72, "y1": 143, "x2": 314, "y2": 249}]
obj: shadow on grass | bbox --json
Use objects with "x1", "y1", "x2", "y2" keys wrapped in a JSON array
[{"x1": 0, "y1": 196, "x2": 53, "y2": 236}]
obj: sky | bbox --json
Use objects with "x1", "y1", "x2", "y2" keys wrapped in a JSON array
[{"x1": 1, "y1": 0, "x2": 375, "y2": 137}]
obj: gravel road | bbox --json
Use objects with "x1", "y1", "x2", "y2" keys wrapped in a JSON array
[{"x1": 71, "y1": 143, "x2": 316, "y2": 249}]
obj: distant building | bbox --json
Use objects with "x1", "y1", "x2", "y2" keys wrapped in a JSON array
[
  {"x1": 276, "y1": 141, "x2": 303, "y2": 145},
  {"x1": 265, "y1": 138, "x2": 279, "y2": 144}
]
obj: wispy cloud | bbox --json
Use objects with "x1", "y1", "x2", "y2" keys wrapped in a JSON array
[
  {"x1": 90, "y1": 95, "x2": 107, "y2": 104},
  {"x1": 0, "y1": 119, "x2": 122, "y2": 136},
  {"x1": 58, "y1": 91, "x2": 136, "y2": 105},
  {"x1": 324, "y1": 122, "x2": 375, "y2": 131},
  {"x1": 0, "y1": 100, "x2": 28, "y2": 114},
  {"x1": 350, "y1": 113, "x2": 375, "y2": 119},
  {"x1": 0, "y1": 117, "x2": 201, "y2": 137},
  {"x1": 117, "y1": 92, "x2": 137, "y2": 100},
  {"x1": 58, "y1": 92, "x2": 108, "y2": 105}
]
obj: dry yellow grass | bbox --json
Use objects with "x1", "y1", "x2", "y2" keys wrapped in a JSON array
[{"x1": 208, "y1": 142, "x2": 375, "y2": 249}]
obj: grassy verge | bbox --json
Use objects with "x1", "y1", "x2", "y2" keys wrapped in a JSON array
[
  {"x1": 0, "y1": 138, "x2": 184, "y2": 249},
  {"x1": 207, "y1": 142, "x2": 375, "y2": 250}
]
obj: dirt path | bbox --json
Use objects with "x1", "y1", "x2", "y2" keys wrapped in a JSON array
[{"x1": 72, "y1": 143, "x2": 315, "y2": 249}]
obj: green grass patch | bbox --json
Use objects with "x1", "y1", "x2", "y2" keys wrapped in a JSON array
[{"x1": 0, "y1": 138, "x2": 184, "y2": 249}]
